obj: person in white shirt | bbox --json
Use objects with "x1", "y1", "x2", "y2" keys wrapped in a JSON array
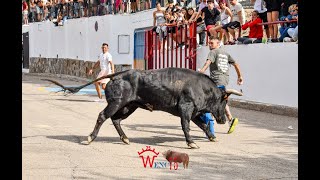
[
  {"x1": 88, "y1": 43, "x2": 115, "y2": 99},
  {"x1": 221, "y1": 0, "x2": 245, "y2": 44}
]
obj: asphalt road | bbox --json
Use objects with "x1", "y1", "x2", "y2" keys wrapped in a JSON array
[{"x1": 22, "y1": 74, "x2": 298, "y2": 180}]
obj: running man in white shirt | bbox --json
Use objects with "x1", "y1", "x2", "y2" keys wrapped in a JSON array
[{"x1": 88, "y1": 43, "x2": 115, "y2": 99}]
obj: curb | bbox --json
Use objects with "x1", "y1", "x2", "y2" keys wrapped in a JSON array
[
  {"x1": 228, "y1": 99, "x2": 298, "y2": 117},
  {"x1": 23, "y1": 72, "x2": 298, "y2": 118}
]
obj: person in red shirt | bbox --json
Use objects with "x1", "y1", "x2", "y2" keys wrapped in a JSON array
[
  {"x1": 22, "y1": 0, "x2": 29, "y2": 25},
  {"x1": 237, "y1": 10, "x2": 263, "y2": 44}
]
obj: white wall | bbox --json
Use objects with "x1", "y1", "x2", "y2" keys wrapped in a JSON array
[
  {"x1": 197, "y1": 43, "x2": 298, "y2": 108},
  {"x1": 28, "y1": 9, "x2": 154, "y2": 64},
  {"x1": 25, "y1": 11, "x2": 297, "y2": 108}
]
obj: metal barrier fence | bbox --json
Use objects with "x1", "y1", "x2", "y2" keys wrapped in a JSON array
[{"x1": 145, "y1": 22, "x2": 198, "y2": 70}]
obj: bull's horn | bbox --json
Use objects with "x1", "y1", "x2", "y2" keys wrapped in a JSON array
[{"x1": 226, "y1": 89, "x2": 243, "y2": 96}]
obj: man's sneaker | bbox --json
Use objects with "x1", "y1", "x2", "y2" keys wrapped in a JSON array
[
  {"x1": 227, "y1": 118, "x2": 238, "y2": 134},
  {"x1": 283, "y1": 37, "x2": 293, "y2": 42},
  {"x1": 205, "y1": 133, "x2": 218, "y2": 142},
  {"x1": 210, "y1": 135, "x2": 218, "y2": 142}
]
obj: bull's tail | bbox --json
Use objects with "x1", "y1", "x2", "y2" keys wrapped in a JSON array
[{"x1": 42, "y1": 70, "x2": 130, "y2": 94}]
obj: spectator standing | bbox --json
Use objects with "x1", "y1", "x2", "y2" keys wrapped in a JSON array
[
  {"x1": 264, "y1": 0, "x2": 281, "y2": 42},
  {"x1": 166, "y1": 0, "x2": 176, "y2": 13},
  {"x1": 29, "y1": 0, "x2": 37, "y2": 23},
  {"x1": 130, "y1": 0, "x2": 137, "y2": 13},
  {"x1": 22, "y1": 0, "x2": 29, "y2": 25}
]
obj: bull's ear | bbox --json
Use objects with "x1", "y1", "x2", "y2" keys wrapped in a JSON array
[
  {"x1": 225, "y1": 93, "x2": 231, "y2": 99},
  {"x1": 221, "y1": 93, "x2": 230, "y2": 102}
]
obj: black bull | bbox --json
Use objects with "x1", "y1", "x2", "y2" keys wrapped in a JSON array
[{"x1": 43, "y1": 68, "x2": 243, "y2": 149}]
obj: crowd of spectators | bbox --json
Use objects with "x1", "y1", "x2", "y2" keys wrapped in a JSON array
[
  {"x1": 22, "y1": 0, "x2": 156, "y2": 26},
  {"x1": 22, "y1": 0, "x2": 298, "y2": 43}
]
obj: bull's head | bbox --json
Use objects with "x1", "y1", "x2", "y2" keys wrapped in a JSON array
[{"x1": 213, "y1": 89, "x2": 243, "y2": 124}]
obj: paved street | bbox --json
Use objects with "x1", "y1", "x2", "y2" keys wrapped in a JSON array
[{"x1": 22, "y1": 74, "x2": 298, "y2": 180}]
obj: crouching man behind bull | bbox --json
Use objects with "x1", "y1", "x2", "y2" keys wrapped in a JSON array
[{"x1": 199, "y1": 36, "x2": 243, "y2": 137}]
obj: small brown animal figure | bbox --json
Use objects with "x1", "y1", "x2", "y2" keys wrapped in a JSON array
[{"x1": 162, "y1": 150, "x2": 189, "y2": 169}]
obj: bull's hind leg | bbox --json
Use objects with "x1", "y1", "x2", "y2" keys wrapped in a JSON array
[
  {"x1": 111, "y1": 104, "x2": 138, "y2": 145},
  {"x1": 191, "y1": 116, "x2": 216, "y2": 141},
  {"x1": 81, "y1": 101, "x2": 122, "y2": 145}
]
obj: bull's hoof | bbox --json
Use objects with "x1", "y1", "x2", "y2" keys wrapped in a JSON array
[
  {"x1": 121, "y1": 136, "x2": 130, "y2": 145},
  {"x1": 80, "y1": 141, "x2": 90, "y2": 145},
  {"x1": 80, "y1": 135, "x2": 94, "y2": 145},
  {"x1": 87, "y1": 135, "x2": 93, "y2": 143},
  {"x1": 187, "y1": 143, "x2": 199, "y2": 149}
]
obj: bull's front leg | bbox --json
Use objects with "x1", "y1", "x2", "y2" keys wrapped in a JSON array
[
  {"x1": 111, "y1": 105, "x2": 138, "y2": 145},
  {"x1": 81, "y1": 100, "x2": 122, "y2": 145},
  {"x1": 179, "y1": 103, "x2": 199, "y2": 149}
]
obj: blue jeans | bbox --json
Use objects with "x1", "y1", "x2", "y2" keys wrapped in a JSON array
[
  {"x1": 279, "y1": 26, "x2": 295, "y2": 42},
  {"x1": 200, "y1": 85, "x2": 226, "y2": 136},
  {"x1": 200, "y1": 113, "x2": 215, "y2": 136}
]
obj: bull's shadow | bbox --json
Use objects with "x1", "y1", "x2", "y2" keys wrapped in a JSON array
[
  {"x1": 46, "y1": 135, "x2": 199, "y2": 149},
  {"x1": 122, "y1": 123, "x2": 219, "y2": 139}
]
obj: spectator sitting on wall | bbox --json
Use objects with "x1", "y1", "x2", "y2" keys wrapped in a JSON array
[
  {"x1": 222, "y1": 0, "x2": 245, "y2": 45},
  {"x1": 283, "y1": 15, "x2": 297, "y2": 42},
  {"x1": 152, "y1": 2, "x2": 167, "y2": 52},
  {"x1": 209, "y1": 0, "x2": 232, "y2": 44},
  {"x1": 153, "y1": 2, "x2": 166, "y2": 35},
  {"x1": 279, "y1": 0, "x2": 297, "y2": 19},
  {"x1": 237, "y1": 10, "x2": 263, "y2": 44},
  {"x1": 278, "y1": 3, "x2": 297, "y2": 42},
  {"x1": 251, "y1": 0, "x2": 270, "y2": 41},
  {"x1": 193, "y1": 0, "x2": 221, "y2": 39}
]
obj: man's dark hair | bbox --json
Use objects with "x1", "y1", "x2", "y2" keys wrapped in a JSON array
[
  {"x1": 102, "y1": 43, "x2": 108, "y2": 47},
  {"x1": 252, "y1": 10, "x2": 260, "y2": 17}
]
